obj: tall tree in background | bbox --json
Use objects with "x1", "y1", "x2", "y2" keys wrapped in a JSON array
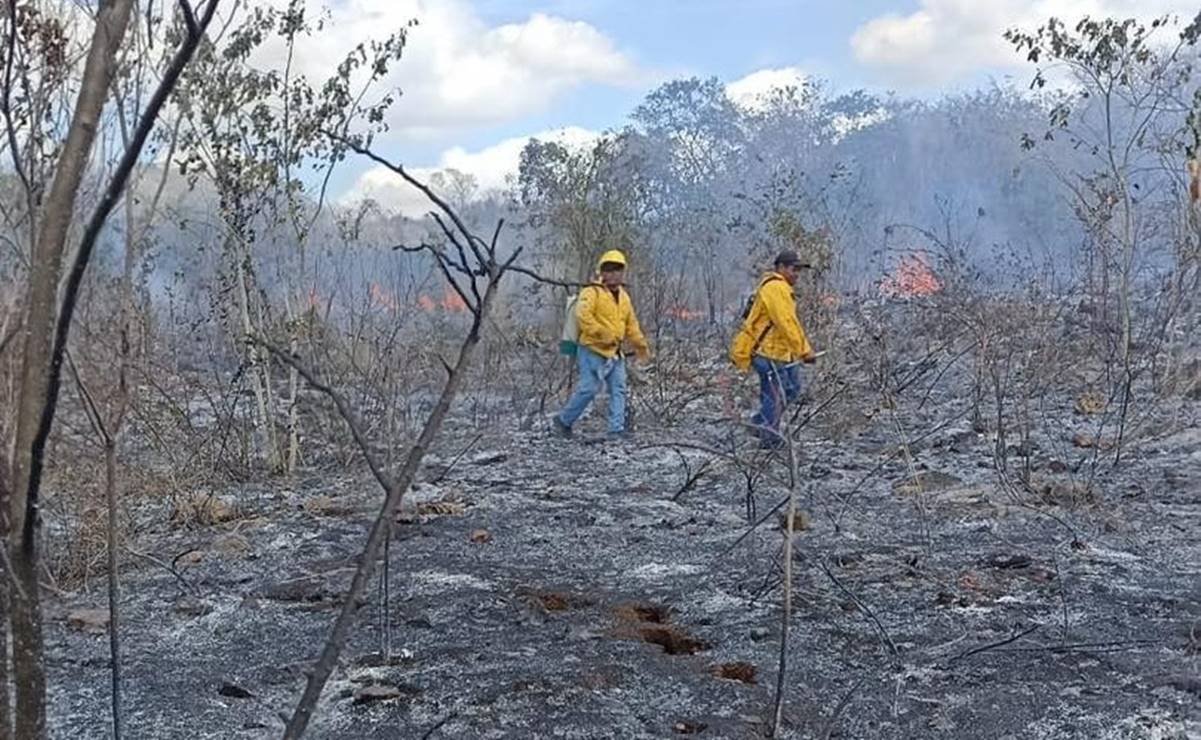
[
  {"x1": 174, "y1": 0, "x2": 409, "y2": 476},
  {"x1": 1007, "y1": 12, "x2": 1201, "y2": 459}
]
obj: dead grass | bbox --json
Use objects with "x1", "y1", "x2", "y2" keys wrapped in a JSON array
[
  {"x1": 638, "y1": 625, "x2": 711, "y2": 656},
  {"x1": 169, "y1": 491, "x2": 242, "y2": 527},
  {"x1": 611, "y1": 601, "x2": 710, "y2": 655},
  {"x1": 303, "y1": 495, "x2": 357, "y2": 517},
  {"x1": 40, "y1": 458, "x2": 119, "y2": 588},
  {"x1": 614, "y1": 601, "x2": 671, "y2": 624},
  {"x1": 1031, "y1": 475, "x2": 1096, "y2": 507},
  {"x1": 514, "y1": 587, "x2": 594, "y2": 614},
  {"x1": 709, "y1": 661, "x2": 757, "y2": 683}
]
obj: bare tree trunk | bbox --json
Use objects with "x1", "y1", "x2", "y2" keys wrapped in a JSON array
[
  {"x1": 269, "y1": 130, "x2": 520, "y2": 737},
  {"x1": 0, "y1": 452, "x2": 10, "y2": 738},
  {"x1": 280, "y1": 282, "x2": 498, "y2": 739},
  {"x1": 103, "y1": 432, "x2": 123, "y2": 740},
  {"x1": 234, "y1": 251, "x2": 280, "y2": 472},
  {"x1": 771, "y1": 392, "x2": 802, "y2": 737},
  {"x1": 9, "y1": 3, "x2": 136, "y2": 735},
  {"x1": 286, "y1": 341, "x2": 301, "y2": 474},
  {"x1": 1112, "y1": 193, "x2": 1136, "y2": 464},
  {"x1": 107, "y1": 249, "x2": 132, "y2": 740},
  {"x1": 282, "y1": 291, "x2": 301, "y2": 476},
  {"x1": 100, "y1": 50, "x2": 182, "y2": 736},
  {"x1": 6, "y1": 2, "x2": 215, "y2": 734},
  {"x1": 703, "y1": 235, "x2": 719, "y2": 326},
  {"x1": 252, "y1": 275, "x2": 282, "y2": 473},
  {"x1": 67, "y1": 334, "x2": 129, "y2": 740}
]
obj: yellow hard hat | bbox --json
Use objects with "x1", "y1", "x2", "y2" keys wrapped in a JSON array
[{"x1": 598, "y1": 249, "x2": 627, "y2": 268}]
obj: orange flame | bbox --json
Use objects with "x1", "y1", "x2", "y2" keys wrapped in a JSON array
[
  {"x1": 369, "y1": 282, "x2": 400, "y2": 311},
  {"x1": 666, "y1": 306, "x2": 703, "y2": 321},
  {"x1": 880, "y1": 254, "x2": 942, "y2": 298},
  {"x1": 441, "y1": 287, "x2": 468, "y2": 313},
  {"x1": 414, "y1": 285, "x2": 469, "y2": 313}
]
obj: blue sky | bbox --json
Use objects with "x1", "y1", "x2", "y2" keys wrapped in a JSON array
[
  {"x1": 460, "y1": 0, "x2": 909, "y2": 148},
  {"x1": 473, "y1": 0, "x2": 909, "y2": 86},
  {"x1": 312, "y1": 0, "x2": 1196, "y2": 212}
]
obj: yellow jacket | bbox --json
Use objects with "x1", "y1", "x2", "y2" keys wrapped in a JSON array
[
  {"x1": 577, "y1": 283, "x2": 650, "y2": 360},
  {"x1": 730, "y1": 272, "x2": 813, "y2": 370}
]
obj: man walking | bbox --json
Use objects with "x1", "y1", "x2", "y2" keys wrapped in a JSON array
[
  {"x1": 730, "y1": 250, "x2": 816, "y2": 448},
  {"x1": 554, "y1": 249, "x2": 650, "y2": 439}
]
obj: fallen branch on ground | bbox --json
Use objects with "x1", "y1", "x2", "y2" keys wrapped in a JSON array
[{"x1": 948, "y1": 624, "x2": 1042, "y2": 663}]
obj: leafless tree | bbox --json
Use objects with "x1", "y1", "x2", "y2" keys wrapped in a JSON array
[
  {"x1": 270, "y1": 133, "x2": 527, "y2": 739},
  {"x1": 3, "y1": 1, "x2": 216, "y2": 735}
]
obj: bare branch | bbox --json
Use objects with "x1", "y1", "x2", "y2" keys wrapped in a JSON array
[
  {"x1": 815, "y1": 555, "x2": 898, "y2": 657},
  {"x1": 429, "y1": 213, "x2": 480, "y2": 276},
  {"x1": 326, "y1": 132, "x2": 490, "y2": 266},
  {"x1": 0, "y1": 317, "x2": 19, "y2": 359},
  {"x1": 771, "y1": 428, "x2": 802, "y2": 737},
  {"x1": 421, "y1": 712, "x2": 458, "y2": 739},
  {"x1": 426, "y1": 433, "x2": 483, "y2": 485},
  {"x1": 499, "y1": 246, "x2": 524, "y2": 274},
  {"x1": 280, "y1": 284, "x2": 499, "y2": 739},
  {"x1": 65, "y1": 351, "x2": 110, "y2": 446},
  {"x1": 23, "y1": 0, "x2": 219, "y2": 548},
  {"x1": 820, "y1": 675, "x2": 869, "y2": 740},
  {"x1": 397, "y1": 239, "x2": 470, "y2": 275},
  {"x1": 395, "y1": 241, "x2": 478, "y2": 314},
  {"x1": 122, "y1": 547, "x2": 196, "y2": 597},
  {"x1": 257, "y1": 340, "x2": 393, "y2": 493},
  {"x1": 488, "y1": 218, "x2": 504, "y2": 250},
  {"x1": 948, "y1": 624, "x2": 1042, "y2": 663},
  {"x1": 280, "y1": 131, "x2": 525, "y2": 738},
  {"x1": 0, "y1": 0, "x2": 32, "y2": 203},
  {"x1": 433, "y1": 255, "x2": 478, "y2": 315},
  {"x1": 502, "y1": 264, "x2": 590, "y2": 289},
  {"x1": 178, "y1": 0, "x2": 200, "y2": 36},
  {"x1": 429, "y1": 213, "x2": 483, "y2": 306}
]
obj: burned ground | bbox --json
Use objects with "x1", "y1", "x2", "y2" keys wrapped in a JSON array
[{"x1": 42, "y1": 350, "x2": 1201, "y2": 740}]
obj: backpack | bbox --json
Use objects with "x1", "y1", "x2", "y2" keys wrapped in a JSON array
[
  {"x1": 559, "y1": 291, "x2": 583, "y2": 356},
  {"x1": 739, "y1": 275, "x2": 783, "y2": 326},
  {"x1": 738, "y1": 292, "x2": 757, "y2": 322},
  {"x1": 729, "y1": 275, "x2": 784, "y2": 370},
  {"x1": 559, "y1": 285, "x2": 605, "y2": 355}
]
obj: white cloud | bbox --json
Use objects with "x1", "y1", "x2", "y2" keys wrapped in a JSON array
[
  {"x1": 851, "y1": 0, "x2": 1199, "y2": 87},
  {"x1": 246, "y1": 0, "x2": 643, "y2": 134},
  {"x1": 725, "y1": 66, "x2": 890, "y2": 140},
  {"x1": 726, "y1": 67, "x2": 808, "y2": 111},
  {"x1": 344, "y1": 166, "x2": 442, "y2": 218},
  {"x1": 343, "y1": 126, "x2": 600, "y2": 215},
  {"x1": 439, "y1": 126, "x2": 598, "y2": 191}
]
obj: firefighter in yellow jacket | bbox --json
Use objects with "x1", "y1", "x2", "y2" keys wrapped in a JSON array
[
  {"x1": 554, "y1": 250, "x2": 650, "y2": 438},
  {"x1": 730, "y1": 250, "x2": 816, "y2": 448}
]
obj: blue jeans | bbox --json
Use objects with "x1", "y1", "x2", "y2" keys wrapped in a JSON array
[
  {"x1": 752, "y1": 356, "x2": 800, "y2": 442},
  {"x1": 557, "y1": 346, "x2": 628, "y2": 433}
]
